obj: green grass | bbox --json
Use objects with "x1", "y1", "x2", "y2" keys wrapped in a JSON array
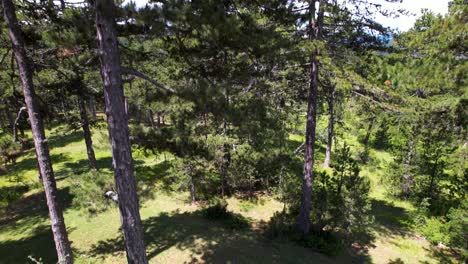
[{"x1": 0, "y1": 123, "x2": 457, "y2": 263}]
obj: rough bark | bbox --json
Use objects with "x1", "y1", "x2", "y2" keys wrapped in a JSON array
[
  {"x1": 298, "y1": 0, "x2": 323, "y2": 236},
  {"x1": 361, "y1": 116, "x2": 375, "y2": 164},
  {"x1": 148, "y1": 109, "x2": 155, "y2": 128},
  {"x1": 428, "y1": 153, "x2": 441, "y2": 200},
  {"x1": 59, "y1": 0, "x2": 65, "y2": 10},
  {"x1": 189, "y1": 173, "x2": 196, "y2": 204},
  {"x1": 323, "y1": 84, "x2": 335, "y2": 168},
  {"x1": 124, "y1": 96, "x2": 129, "y2": 116},
  {"x1": 402, "y1": 140, "x2": 414, "y2": 198},
  {"x1": 220, "y1": 143, "x2": 230, "y2": 197},
  {"x1": 2, "y1": 0, "x2": 73, "y2": 262},
  {"x1": 6, "y1": 109, "x2": 15, "y2": 136},
  {"x1": 94, "y1": 1, "x2": 148, "y2": 263},
  {"x1": 13, "y1": 106, "x2": 27, "y2": 142},
  {"x1": 156, "y1": 111, "x2": 162, "y2": 127},
  {"x1": 77, "y1": 86, "x2": 97, "y2": 170},
  {"x1": 363, "y1": 116, "x2": 375, "y2": 147},
  {"x1": 89, "y1": 96, "x2": 97, "y2": 119}
]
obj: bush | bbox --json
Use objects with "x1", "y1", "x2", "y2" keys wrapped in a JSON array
[
  {"x1": 201, "y1": 198, "x2": 250, "y2": 230},
  {"x1": 417, "y1": 217, "x2": 449, "y2": 245},
  {"x1": 70, "y1": 170, "x2": 116, "y2": 215},
  {"x1": 372, "y1": 116, "x2": 391, "y2": 149},
  {"x1": 0, "y1": 185, "x2": 29, "y2": 210},
  {"x1": 278, "y1": 143, "x2": 372, "y2": 240},
  {"x1": 202, "y1": 198, "x2": 229, "y2": 220},
  {"x1": 414, "y1": 199, "x2": 468, "y2": 260},
  {"x1": 264, "y1": 210, "x2": 344, "y2": 256},
  {"x1": 264, "y1": 211, "x2": 295, "y2": 238},
  {"x1": 225, "y1": 214, "x2": 250, "y2": 230},
  {"x1": 445, "y1": 200, "x2": 468, "y2": 259},
  {"x1": 303, "y1": 231, "x2": 344, "y2": 256},
  {"x1": 312, "y1": 144, "x2": 373, "y2": 235},
  {"x1": 168, "y1": 157, "x2": 220, "y2": 202},
  {"x1": 0, "y1": 136, "x2": 22, "y2": 165}
]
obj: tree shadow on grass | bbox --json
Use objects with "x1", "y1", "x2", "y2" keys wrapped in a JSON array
[
  {"x1": 421, "y1": 245, "x2": 460, "y2": 264},
  {"x1": 135, "y1": 160, "x2": 172, "y2": 186},
  {"x1": 59, "y1": 156, "x2": 114, "y2": 175},
  {"x1": 48, "y1": 130, "x2": 84, "y2": 149},
  {"x1": 0, "y1": 224, "x2": 57, "y2": 263},
  {"x1": 2, "y1": 154, "x2": 71, "y2": 180},
  {"x1": 0, "y1": 185, "x2": 30, "y2": 215},
  {"x1": 59, "y1": 156, "x2": 147, "y2": 176},
  {"x1": 370, "y1": 199, "x2": 413, "y2": 236},
  {"x1": 336, "y1": 199, "x2": 415, "y2": 263},
  {"x1": 388, "y1": 258, "x2": 405, "y2": 264},
  {"x1": 0, "y1": 224, "x2": 77, "y2": 264},
  {"x1": 0, "y1": 187, "x2": 76, "y2": 264},
  {"x1": 0, "y1": 186, "x2": 75, "y2": 226},
  {"x1": 89, "y1": 210, "x2": 337, "y2": 263}
]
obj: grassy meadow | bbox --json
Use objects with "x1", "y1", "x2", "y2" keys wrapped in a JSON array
[{"x1": 0, "y1": 122, "x2": 456, "y2": 264}]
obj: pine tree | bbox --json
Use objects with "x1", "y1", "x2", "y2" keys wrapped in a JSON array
[
  {"x1": 1, "y1": 0, "x2": 73, "y2": 262},
  {"x1": 94, "y1": 0, "x2": 148, "y2": 262}
]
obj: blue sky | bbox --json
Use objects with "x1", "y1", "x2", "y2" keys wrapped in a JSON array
[
  {"x1": 371, "y1": 0, "x2": 449, "y2": 31},
  {"x1": 122, "y1": 0, "x2": 450, "y2": 32}
]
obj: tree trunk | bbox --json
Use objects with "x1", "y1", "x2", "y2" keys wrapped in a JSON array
[
  {"x1": 363, "y1": 117, "x2": 375, "y2": 147},
  {"x1": 94, "y1": 1, "x2": 148, "y2": 263},
  {"x1": 2, "y1": 0, "x2": 73, "y2": 262},
  {"x1": 190, "y1": 174, "x2": 196, "y2": 204},
  {"x1": 402, "y1": 140, "x2": 414, "y2": 198},
  {"x1": 61, "y1": 100, "x2": 66, "y2": 115},
  {"x1": 156, "y1": 111, "x2": 162, "y2": 127},
  {"x1": 89, "y1": 96, "x2": 97, "y2": 119},
  {"x1": 148, "y1": 109, "x2": 155, "y2": 128},
  {"x1": 59, "y1": 0, "x2": 65, "y2": 10},
  {"x1": 298, "y1": 0, "x2": 323, "y2": 236},
  {"x1": 361, "y1": 116, "x2": 375, "y2": 164},
  {"x1": 219, "y1": 142, "x2": 231, "y2": 197},
  {"x1": 323, "y1": 84, "x2": 335, "y2": 168},
  {"x1": 124, "y1": 96, "x2": 129, "y2": 116},
  {"x1": 428, "y1": 153, "x2": 441, "y2": 200},
  {"x1": 6, "y1": 109, "x2": 15, "y2": 136},
  {"x1": 77, "y1": 87, "x2": 97, "y2": 170},
  {"x1": 13, "y1": 106, "x2": 27, "y2": 142}
]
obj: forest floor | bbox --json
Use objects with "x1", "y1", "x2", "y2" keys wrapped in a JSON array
[{"x1": 0, "y1": 124, "x2": 457, "y2": 264}]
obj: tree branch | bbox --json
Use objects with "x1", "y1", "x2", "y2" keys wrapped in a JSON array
[
  {"x1": 14, "y1": 106, "x2": 27, "y2": 128},
  {"x1": 351, "y1": 90, "x2": 401, "y2": 113},
  {"x1": 293, "y1": 141, "x2": 306, "y2": 155},
  {"x1": 121, "y1": 67, "x2": 175, "y2": 94}
]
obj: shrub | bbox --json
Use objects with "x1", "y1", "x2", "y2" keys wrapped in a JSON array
[
  {"x1": 303, "y1": 231, "x2": 344, "y2": 256},
  {"x1": 0, "y1": 136, "x2": 22, "y2": 165},
  {"x1": 168, "y1": 157, "x2": 220, "y2": 202},
  {"x1": 372, "y1": 116, "x2": 391, "y2": 149},
  {"x1": 312, "y1": 144, "x2": 373, "y2": 235},
  {"x1": 417, "y1": 217, "x2": 449, "y2": 245},
  {"x1": 414, "y1": 199, "x2": 468, "y2": 260},
  {"x1": 201, "y1": 198, "x2": 250, "y2": 230},
  {"x1": 202, "y1": 198, "x2": 229, "y2": 220},
  {"x1": 264, "y1": 211, "x2": 295, "y2": 238},
  {"x1": 445, "y1": 200, "x2": 468, "y2": 259},
  {"x1": 278, "y1": 143, "x2": 372, "y2": 240},
  {"x1": 0, "y1": 185, "x2": 29, "y2": 210},
  {"x1": 225, "y1": 214, "x2": 250, "y2": 230},
  {"x1": 264, "y1": 211, "x2": 343, "y2": 256},
  {"x1": 70, "y1": 170, "x2": 116, "y2": 215}
]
